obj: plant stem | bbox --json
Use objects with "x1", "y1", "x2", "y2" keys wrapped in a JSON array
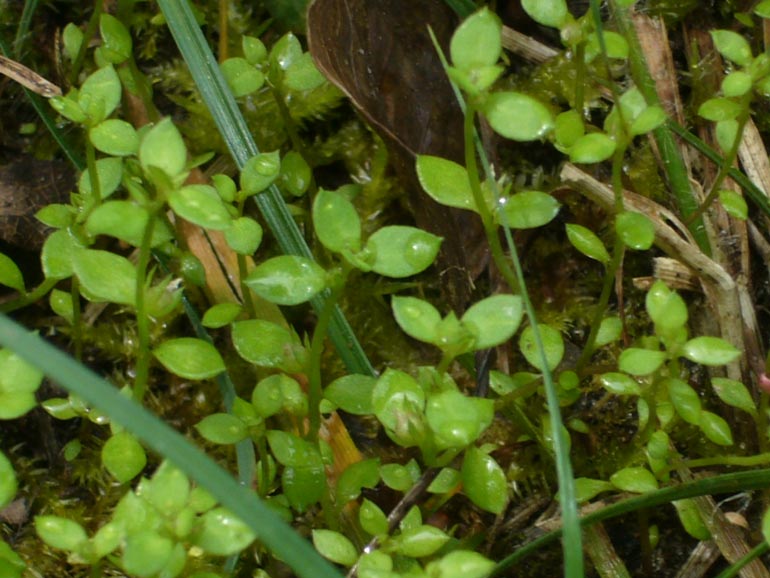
[{"x1": 132, "y1": 205, "x2": 159, "y2": 402}]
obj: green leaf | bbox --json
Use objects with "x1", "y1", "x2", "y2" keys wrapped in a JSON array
[
  {"x1": 610, "y1": 467, "x2": 659, "y2": 493},
  {"x1": 336, "y1": 459, "x2": 380, "y2": 504},
  {"x1": 240, "y1": 151, "x2": 281, "y2": 196},
  {"x1": 554, "y1": 109, "x2": 585, "y2": 149},
  {"x1": 757, "y1": 0, "x2": 770, "y2": 18},
  {"x1": 73, "y1": 249, "x2": 136, "y2": 306},
  {"x1": 372, "y1": 369, "x2": 425, "y2": 442},
  {"x1": 313, "y1": 188, "x2": 362, "y2": 253},
  {"x1": 201, "y1": 302, "x2": 242, "y2": 328},
  {"x1": 462, "y1": 294, "x2": 523, "y2": 349},
  {"x1": 279, "y1": 151, "x2": 312, "y2": 197},
  {"x1": 101, "y1": 431, "x2": 146, "y2": 483},
  {"x1": 393, "y1": 525, "x2": 450, "y2": 558},
  {"x1": 195, "y1": 413, "x2": 248, "y2": 444},
  {"x1": 600, "y1": 372, "x2": 641, "y2": 396},
  {"x1": 718, "y1": 189, "x2": 748, "y2": 220},
  {"x1": 380, "y1": 462, "x2": 419, "y2": 492},
  {"x1": 616, "y1": 211, "x2": 654, "y2": 250},
  {"x1": 585, "y1": 30, "x2": 628, "y2": 62},
  {"x1": 231, "y1": 319, "x2": 305, "y2": 373},
  {"x1": 221, "y1": 57, "x2": 264, "y2": 97},
  {"x1": 566, "y1": 223, "x2": 610, "y2": 263},
  {"x1": 521, "y1": 0, "x2": 569, "y2": 28},
  {"x1": 618, "y1": 348, "x2": 667, "y2": 376},
  {"x1": 153, "y1": 337, "x2": 226, "y2": 379},
  {"x1": 359, "y1": 498, "x2": 388, "y2": 536},
  {"x1": 98, "y1": 14, "x2": 132, "y2": 63},
  {"x1": 35, "y1": 516, "x2": 88, "y2": 551},
  {"x1": 497, "y1": 190, "x2": 560, "y2": 229},
  {"x1": 391, "y1": 296, "x2": 441, "y2": 345},
  {"x1": 698, "y1": 411, "x2": 733, "y2": 446},
  {"x1": 425, "y1": 550, "x2": 496, "y2": 578},
  {"x1": 573, "y1": 478, "x2": 614, "y2": 503},
  {"x1": 86, "y1": 201, "x2": 173, "y2": 247},
  {"x1": 78, "y1": 156, "x2": 123, "y2": 199},
  {"x1": 450, "y1": 8, "x2": 502, "y2": 71},
  {"x1": 78, "y1": 65, "x2": 121, "y2": 124},
  {"x1": 143, "y1": 462, "x2": 190, "y2": 515},
  {"x1": 682, "y1": 336, "x2": 740, "y2": 366},
  {"x1": 0, "y1": 254, "x2": 24, "y2": 292},
  {"x1": 89, "y1": 119, "x2": 139, "y2": 156},
  {"x1": 41, "y1": 229, "x2": 78, "y2": 279},
  {"x1": 194, "y1": 507, "x2": 256, "y2": 555},
  {"x1": 569, "y1": 133, "x2": 617, "y2": 164},
  {"x1": 244, "y1": 256, "x2": 326, "y2": 305},
  {"x1": 139, "y1": 118, "x2": 187, "y2": 181},
  {"x1": 711, "y1": 377, "x2": 757, "y2": 417},
  {"x1": 716, "y1": 119, "x2": 739, "y2": 152},
  {"x1": 312, "y1": 529, "x2": 358, "y2": 566},
  {"x1": 519, "y1": 324, "x2": 564, "y2": 372},
  {"x1": 122, "y1": 531, "x2": 174, "y2": 576},
  {"x1": 284, "y1": 52, "x2": 326, "y2": 92},
  {"x1": 698, "y1": 97, "x2": 742, "y2": 122},
  {"x1": 483, "y1": 92, "x2": 554, "y2": 141},
  {"x1": 711, "y1": 29, "x2": 753, "y2": 67},
  {"x1": 0, "y1": 451, "x2": 17, "y2": 509},
  {"x1": 428, "y1": 467, "x2": 461, "y2": 493},
  {"x1": 426, "y1": 390, "x2": 494, "y2": 450},
  {"x1": 721, "y1": 71, "x2": 753, "y2": 97},
  {"x1": 673, "y1": 498, "x2": 711, "y2": 541},
  {"x1": 324, "y1": 374, "x2": 376, "y2": 415},
  {"x1": 645, "y1": 280, "x2": 688, "y2": 332},
  {"x1": 665, "y1": 378, "x2": 702, "y2": 425},
  {"x1": 629, "y1": 105, "x2": 667, "y2": 136},
  {"x1": 461, "y1": 447, "x2": 507, "y2": 514},
  {"x1": 169, "y1": 184, "x2": 233, "y2": 231},
  {"x1": 595, "y1": 317, "x2": 621, "y2": 346},
  {"x1": 366, "y1": 226, "x2": 441, "y2": 278},
  {"x1": 252, "y1": 374, "x2": 306, "y2": 418},
  {"x1": 416, "y1": 155, "x2": 475, "y2": 211}
]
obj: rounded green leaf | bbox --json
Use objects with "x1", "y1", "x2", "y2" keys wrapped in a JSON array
[
  {"x1": 372, "y1": 369, "x2": 425, "y2": 436},
  {"x1": 698, "y1": 97, "x2": 742, "y2": 122},
  {"x1": 428, "y1": 467, "x2": 461, "y2": 493},
  {"x1": 102, "y1": 431, "x2": 146, "y2": 483},
  {"x1": 416, "y1": 155, "x2": 475, "y2": 211},
  {"x1": 194, "y1": 508, "x2": 256, "y2": 555},
  {"x1": 367, "y1": 226, "x2": 441, "y2": 278},
  {"x1": 139, "y1": 118, "x2": 187, "y2": 180},
  {"x1": 169, "y1": 184, "x2": 232, "y2": 231},
  {"x1": 569, "y1": 132, "x2": 617, "y2": 164},
  {"x1": 143, "y1": 462, "x2": 190, "y2": 515},
  {"x1": 566, "y1": 223, "x2": 610, "y2": 263},
  {"x1": 221, "y1": 57, "x2": 264, "y2": 97},
  {"x1": 665, "y1": 378, "x2": 702, "y2": 425},
  {"x1": 201, "y1": 302, "x2": 243, "y2": 328},
  {"x1": 462, "y1": 294, "x2": 523, "y2": 349},
  {"x1": 35, "y1": 516, "x2": 88, "y2": 551},
  {"x1": 313, "y1": 188, "x2": 362, "y2": 253},
  {"x1": 610, "y1": 467, "x2": 659, "y2": 493},
  {"x1": 324, "y1": 374, "x2": 376, "y2": 415},
  {"x1": 555, "y1": 109, "x2": 585, "y2": 149},
  {"x1": 231, "y1": 319, "x2": 305, "y2": 372},
  {"x1": 682, "y1": 336, "x2": 740, "y2": 366},
  {"x1": 426, "y1": 391, "x2": 494, "y2": 450},
  {"x1": 483, "y1": 91, "x2": 554, "y2": 141},
  {"x1": 519, "y1": 324, "x2": 564, "y2": 372},
  {"x1": 78, "y1": 157, "x2": 123, "y2": 199},
  {"x1": 0, "y1": 451, "x2": 17, "y2": 509},
  {"x1": 497, "y1": 190, "x2": 560, "y2": 229},
  {"x1": 122, "y1": 531, "x2": 174, "y2": 577},
  {"x1": 225, "y1": 217, "x2": 263, "y2": 255},
  {"x1": 195, "y1": 413, "x2": 248, "y2": 444},
  {"x1": 0, "y1": 254, "x2": 23, "y2": 292},
  {"x1": 99, "y1": 14, "x2": 132, "y2": 64},
  {"x1": 285, "y1": 52, "x2": 326, "y2": 92},
  {"x1": 312, "y1": 529, "x2": 358, "y2": 566},
  {"x1": 73, "y1": 249, "x2": 136, "y2": 306},
  {"x1": 450, "y1": 8, "x2": 502, "y2": 71},
  {"x1": 279, "y1": 151, "x2": 312, "y2": 197},
  {"x1": 41, "y1": 229, "x2": 77, "y2": 280},
  {"x1": 711, "y1": 29, "x2": 753, "y2": 66},
  {"x1": 618, "y1": 348, "x2": 667, "y2": 376},
  {"x1": 425, "y1": 550, "x2": 495, "y2": 578},
  {"x1": 596, "y1": 316, "x2": 621, "y2": 346},
  {"x1": 698, "y1": 411, "x2": 734, "y2": 446},
  {"x1": 380, "y1": 462, "x2": 419, "y2": 492},
  {"x1": 78, "y1": 65, "x2": 121, "y2": 123},
  {"x1": 0, "y1": 349, "x2": 44, "y2": 399},
  {"x1": 573, "y1": 478, "x2": 614, "y2": 503},
  {"x1": 244, "y1": 256, "x2": 326, "y2": 305},
  {"x1": 86, "y1": 201, "x2": 172, "y2": 247},
  {"x1": 153, "y1": 337, "x2": 226, "y2": 379},
  {"x1": 711, "y1": 377, "x2": 757, "y2": 416},
  {"x1": 521, "y1": 0, "x2": 569, "y2": 28},
  {"x1": 600, "y1": 372, "x2": 641, "y2": 396},
  {"x1": 616, "y1": 211, "x2": 654, "y2": 250},
  {"x1": 673, "y1": 498, "x2": 711, "y2": 541},
  {"x1": 461, "y1": 447, "x2": 507, "y2": 514},
  {"x1": 240, "y1": 151, "x2": 280, "y2": 196},
  {"x1": 336, "y1": 459, "x2": 380, "y2": 504},
  {"x1": 89, "y1": 119, "x2": 139, "y2": 156},
  {"x1": 629, "y1": 105, "x2": 667, "y2": 136},
  {"x1": 359, "y1": 498, "x2": 389, "y2": 536},
  {"x1": 716, "y1": 119, "x2": 739, "y2": 152},
  {"x1": 645, "y1": 280, "x2": 688, "y2": 332},
  {"x1": 721, "y1": 71, "x2": 752, "y2": 97},
  {"x1": 718, "y1": 189, "x2": 748, "y2": 220},
  {"x1": 394, "y1": 525, "x2": 451, "y2": 558},
  {"x1": 391, "y1": 296, "x2": 441, "y2": 344}
]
